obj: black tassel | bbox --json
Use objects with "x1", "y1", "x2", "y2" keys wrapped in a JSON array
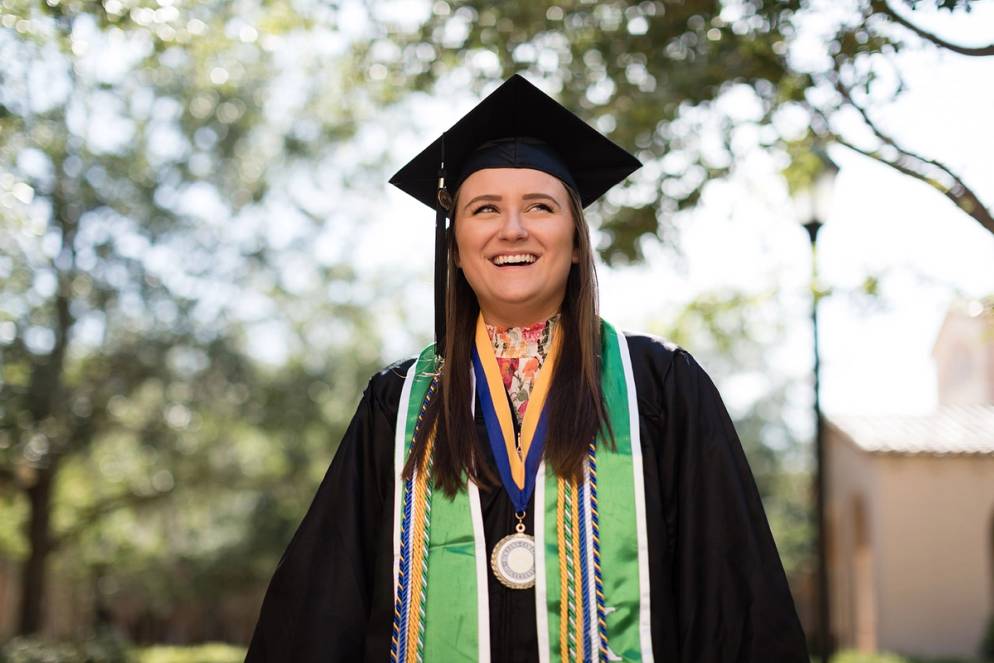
[{"x1": 433, "y1": 135, "x2": 447, "y2": 359}]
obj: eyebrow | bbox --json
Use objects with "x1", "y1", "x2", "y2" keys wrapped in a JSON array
[{"x1": 462, "y1": 192, "x2": 561, "y2": 211}]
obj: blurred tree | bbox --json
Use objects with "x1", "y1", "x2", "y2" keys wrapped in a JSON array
[
  {"x1": 355, "y1": 0, "x2": 992, "y2": 262},
  {"x1": 3, "y1": 0, "x2": 977, "y2": 645},
  {"x1": 788, "y1": 0, "x2": 992, "y2": 232},
  {"x1": 0, "y1": 0, "x2": 385, "y2": 637},
  {"x1": 658, "y1": 289, "x2": 814, "y2": 573}
]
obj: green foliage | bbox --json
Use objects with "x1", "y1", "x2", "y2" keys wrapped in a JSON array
[
  {"x1": 134, "y1": 643, "x2": 245, "y2": 663},
  {"x1": 0, "y1": 492, "x2": 27, "y2": 559},
  {"x1": 782, "y1": 136, "x2": 831, "y2": 197},
  {"x1": 362, "y1": 0, "x2": 802, "y2": 262},
  {"x1": 651, "y1": 288, "x2": 813, "y2": 574},
  {"x1": 0, "y1": 639, "x2": 246, "y2": 663},
  {"x1": 832, "y1": 651, "x2": 911, "y2": 663},
  {"x1": 761, "y1": 465, "x2": 814, "y2": 575},
  {"x1": 830, "y1": 652, "x2": 984, "y2": 663},
  {"x1": 0, "y1": 0, "x2": 388, "y2": 637},
  {"x1": 355, "y1": 0, "x2": 989, "y2": 260},
  {"x1": 0, "y1": 633, "x2": 130, "y2": 663}
]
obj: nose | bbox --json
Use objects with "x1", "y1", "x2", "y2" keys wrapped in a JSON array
[{"x1": 497, "y1": 209, "x2": 528, "y2": 241}]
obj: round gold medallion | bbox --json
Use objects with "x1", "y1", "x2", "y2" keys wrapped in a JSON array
[{"x1": 491, "y1": 532, "x2": 536, "y2": 589}]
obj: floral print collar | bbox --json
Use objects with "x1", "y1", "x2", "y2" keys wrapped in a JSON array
[{"x1": 484, "y1": 314, "x2": 559, "y2": 425}]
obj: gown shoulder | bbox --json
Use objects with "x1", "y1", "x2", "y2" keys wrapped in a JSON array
[
  {"x1": 620, "y1": 329, "x2": 810, "y2": 661},
  {"x1": 620, "y1": 329, "x2": 699, "y2": 419},
  {"x1": 245, "y1": 355, "x2": 417, "y2": 663},
  {"x1": 365, "y1": 355, "x2": 418, "y2": 413}
]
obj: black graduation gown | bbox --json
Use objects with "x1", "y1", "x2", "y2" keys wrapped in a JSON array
[{"x1": 244, "y1": 333, "x2": 810, "y2": 662}]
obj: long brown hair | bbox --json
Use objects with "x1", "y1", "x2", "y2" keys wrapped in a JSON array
[{"x1": 403, "y1": 181, "x2": 611, "y2": 496}]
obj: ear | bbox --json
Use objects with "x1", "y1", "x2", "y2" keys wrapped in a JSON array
[{"x1": 572, "y1": 246, "x2": 580, "y2": 264}]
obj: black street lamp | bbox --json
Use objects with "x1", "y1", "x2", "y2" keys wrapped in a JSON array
[{"x1": 793, "y1": 148, "x2": 839, "y2": 663}]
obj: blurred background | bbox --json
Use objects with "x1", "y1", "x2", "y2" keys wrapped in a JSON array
[{"x1": 1, "y1": 0, "x2": 992, "y2": 661}]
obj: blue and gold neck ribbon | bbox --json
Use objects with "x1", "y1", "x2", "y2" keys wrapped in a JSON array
[{"x1": 471, "y1": 313, "x2": 559, "y2": 512}]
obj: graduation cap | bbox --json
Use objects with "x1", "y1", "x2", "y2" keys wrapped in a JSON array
[{"x1": 389, "y1": 74, "x2": 642, "y2": 357}]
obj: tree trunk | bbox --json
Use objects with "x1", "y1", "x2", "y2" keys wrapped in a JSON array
[
  {"x1": 18, "y1": 463, "x2": 55, "y2": 635},
  {"x1": 15, "y1": 143, "x2": 77, "y2": 635}
]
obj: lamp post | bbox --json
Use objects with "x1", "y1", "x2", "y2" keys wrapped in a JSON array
[{"x1": 793, "y1": 148, "x2": 839, "y2": 663}]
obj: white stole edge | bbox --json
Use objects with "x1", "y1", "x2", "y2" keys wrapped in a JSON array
[
  {"x1": 468, "y1": 481, "x2": 491, "y2": 663},
  {"x1": 392, "y1": 360, "x2": 418, "y2": 599},
  {"x1": 467, "y1": 368, "x2": 492, "y2": 663},
  {"x1": 534, "y1": 462, "x2": 550, "y2": 663},
  {"x1": 616, "y1": 330, "x2": 655, "y2": 662},
  {"x1": 583, "y1": 463, "x2": 599, "y2": 658}
]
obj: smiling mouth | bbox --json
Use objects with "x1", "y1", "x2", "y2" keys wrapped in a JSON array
[{"x1": 491, "y1": 253, "x2": 538, "y2": 267}]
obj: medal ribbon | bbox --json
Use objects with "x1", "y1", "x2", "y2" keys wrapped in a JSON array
[{"x1": 471, "y1": 313, "x2": 559, "y2": 513}]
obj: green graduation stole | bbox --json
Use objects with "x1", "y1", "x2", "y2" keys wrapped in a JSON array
[{"x1": 389, "y1": 321, "x2": 654, "y2": 662}]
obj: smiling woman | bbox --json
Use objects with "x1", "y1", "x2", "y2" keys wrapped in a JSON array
[
  {"x1": 245, "y1": 75, "x2": 809, "y2": 663},
  {"x1": 454, "y1": 168, "x2": 578, "y2": 327}
]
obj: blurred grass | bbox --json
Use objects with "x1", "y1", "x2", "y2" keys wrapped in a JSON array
[
  {"x1": 829, "y1": 651, "x2": 987, "y2": 663},
  {"x1": 0, "y1": 638, "x2": 246, "y2": 663},
  {"x1": 133, "y1": 643, "x2": 246, "y2": 663}
]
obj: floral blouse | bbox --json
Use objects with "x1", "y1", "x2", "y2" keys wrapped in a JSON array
[{"x1": 484, "y1": 314, "x2": 559, "y2": 426}]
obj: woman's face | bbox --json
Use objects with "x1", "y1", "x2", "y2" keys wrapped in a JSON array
[{"x1": 454, "y1": 167, "x2": 578, "y2": 327}]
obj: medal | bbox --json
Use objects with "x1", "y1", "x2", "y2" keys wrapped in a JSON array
[
  {"x1": 491, "y1": 511, "x2": 536, "y2": 589},
  {"x1": 473, "y1": 314, "x2": 559, "y2": 590}
]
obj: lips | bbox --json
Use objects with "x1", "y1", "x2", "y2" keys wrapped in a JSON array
[{"x1": 491, "y1": 253, "x2": 538, "y2": 266}]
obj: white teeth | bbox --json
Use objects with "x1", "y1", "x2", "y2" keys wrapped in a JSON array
[{"x1": 492, "y1": 254, "x2": 537, "y2": 266}]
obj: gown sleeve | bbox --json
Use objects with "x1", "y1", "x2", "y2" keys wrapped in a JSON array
[
  {"x1": 244, "y1": 364, "x2": 405, "y2": 663},
  {"x1": 663, "y1": 349, "x2": 809, "y2": 661}
]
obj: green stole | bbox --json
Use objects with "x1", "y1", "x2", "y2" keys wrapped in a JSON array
[{"x1": 390, "y1": 321, "x2": 654, "y2": 662}]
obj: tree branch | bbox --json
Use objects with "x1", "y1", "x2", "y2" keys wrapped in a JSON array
[
  {"x1": 819, "y1": 79, "x2": 994, "y2": 235},
  {"x1": 48, "y1": 488, "x2": 175, "y2": 552},
  {"x1": 875, "y1": 0, "x2": 994, "y2": 56}
]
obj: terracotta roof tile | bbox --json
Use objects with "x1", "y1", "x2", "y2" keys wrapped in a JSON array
[{"x1": 828, "y1": 405, "x2": 994, "y2": 455}]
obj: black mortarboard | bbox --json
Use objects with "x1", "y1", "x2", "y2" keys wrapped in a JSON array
[{"x1": 389, "y1": 74, "x2": 642, "y2": 357}]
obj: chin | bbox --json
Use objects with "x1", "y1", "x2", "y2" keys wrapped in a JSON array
[{"x1": 489, "y1": 291, "x2": 544, "y2": 306}]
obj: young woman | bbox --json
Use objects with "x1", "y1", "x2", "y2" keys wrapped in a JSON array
[{"x1": 246, "y1": 75, "x2": 809, "y2": 663}]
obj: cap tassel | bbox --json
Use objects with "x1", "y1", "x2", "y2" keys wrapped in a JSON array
[{"x1": 433, "y1": 137, "x2": 447, "y2": 360}]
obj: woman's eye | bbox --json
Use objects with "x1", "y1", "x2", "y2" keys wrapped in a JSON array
[{"x1": 470, "y1": 202, "x2": 553, "y2": 214}]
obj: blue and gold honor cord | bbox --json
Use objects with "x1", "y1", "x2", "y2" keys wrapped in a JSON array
[{"x1": 391, "y1": 375, "x2": 437, "y2": 663}]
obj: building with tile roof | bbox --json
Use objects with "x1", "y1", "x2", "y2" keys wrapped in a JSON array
[{"x1": 825, "y1": 301, "x2": 994, "y2": 658}]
